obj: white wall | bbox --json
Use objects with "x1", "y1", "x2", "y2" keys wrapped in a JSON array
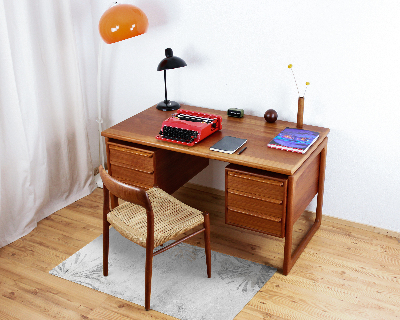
[{"x1": 80, "y1": 0, "x2": 400, "y2": 232}]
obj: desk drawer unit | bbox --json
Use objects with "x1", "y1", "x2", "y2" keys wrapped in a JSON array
[
  {"x1": 225, "y1": 164, "x2": 288, "y2": 237},
  {"x1": 106, "y1": 139, "x2": 209, "y2": 194},
  {"x1": 108, "y1": 143, "x2": 155, "y2": 190}
]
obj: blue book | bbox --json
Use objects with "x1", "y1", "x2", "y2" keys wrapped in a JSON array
[{"x1": 267, "y1": 127, "x2": 319, "y2": 154}]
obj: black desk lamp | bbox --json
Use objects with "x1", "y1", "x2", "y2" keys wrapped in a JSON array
[{"x1": 156, "y1": 48, "x2": 187, "y2": 111}]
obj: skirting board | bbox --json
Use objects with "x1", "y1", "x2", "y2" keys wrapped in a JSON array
[{"x1": 183, "y1": 182, "x2": 400, "y2": 240}]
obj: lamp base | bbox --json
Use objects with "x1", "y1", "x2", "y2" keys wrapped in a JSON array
[{"x1": 156, "y1": 100, "x2": 180, "y2": 111}]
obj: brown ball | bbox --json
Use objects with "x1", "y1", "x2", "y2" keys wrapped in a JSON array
[{"x1": 264, "y1": 109, "x2": 278, "y2": 123}]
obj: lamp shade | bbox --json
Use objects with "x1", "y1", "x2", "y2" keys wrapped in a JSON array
[
  {"x1": 157, "y1": 48, "x2": 187, "y2": 71},
  {"x1": 99, "y1": 4, "x2": 148, "y2": 44}
]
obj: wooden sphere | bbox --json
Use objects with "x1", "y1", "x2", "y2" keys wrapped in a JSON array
[{"x1": 264, "y1": 109, "x2": 278, "y2": 123}]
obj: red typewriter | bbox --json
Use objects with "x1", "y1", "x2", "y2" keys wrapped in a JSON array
[{"x1": 156, "y1": 109, "x2": 222, "y2": 146}]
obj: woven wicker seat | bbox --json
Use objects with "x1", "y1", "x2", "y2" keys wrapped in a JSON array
[
  {"x1": 107, "y1": 187, "x2": 205, "y2": 248},
  {"x1": 99, "y1": 166, "x2": 211, "y2": 311}
]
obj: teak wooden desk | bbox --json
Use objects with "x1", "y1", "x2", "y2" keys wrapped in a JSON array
[{"x1": 102, "y1": 104, "x2": 329, "y2": 275}]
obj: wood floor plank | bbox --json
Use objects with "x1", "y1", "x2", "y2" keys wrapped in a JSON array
[
  {"x1": 88, "y1": 296, "x2": 178, "y2": 320},
  {"x1": 0, "y1": 257, "x2": 107, "y2": 314},
  {"x1": 0, "y1": 308, "x2": 20, "y2": 320},
  {"x1": 22, "y1": 223, "x2": 88, "y2": 251},
  {"x1": 38, "y1": 214, "x2": 101, "y2": 244},
  {"x1": 260, "y1": 273, "x2": 400, "y2": 319},
  {"x1": 0, "y1": 295, "x2": 54, "y2": 320},
  {"x1": 1, "y1": 185, "x2": 399, "y2": 319},
  {"x1": 0, "y1": 279, "x2": 84, "y2": 320}
]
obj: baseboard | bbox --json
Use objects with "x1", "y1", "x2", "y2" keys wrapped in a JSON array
[{"x1": 182, "y1": 183, "x2": 400, "y2": 239}]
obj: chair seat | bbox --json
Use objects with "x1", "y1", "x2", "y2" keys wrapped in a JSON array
[{"x1": 107, "y1": 187, "x2": 204, "y2": 248}]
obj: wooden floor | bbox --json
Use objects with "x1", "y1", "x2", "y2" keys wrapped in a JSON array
[{"x1": 1, "y1": 184, "x2": 400, "y2": 320}]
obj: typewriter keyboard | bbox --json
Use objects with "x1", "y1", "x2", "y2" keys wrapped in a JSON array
[{"x1": 159, "y1": 126, "x2": 199, "y2": 144}]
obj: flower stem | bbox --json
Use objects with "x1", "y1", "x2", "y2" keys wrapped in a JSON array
[{"x1": 290, "y1": 69, "x2": 299, "y2": 96}]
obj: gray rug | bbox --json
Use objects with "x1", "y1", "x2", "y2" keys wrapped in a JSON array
[{"x1": 50, "y1": 228, "x2": 276, "y2": 320}]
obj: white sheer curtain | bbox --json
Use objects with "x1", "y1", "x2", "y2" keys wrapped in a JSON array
[{"x1": 0, "y1": 0, "x2": 96, "y2": 248}]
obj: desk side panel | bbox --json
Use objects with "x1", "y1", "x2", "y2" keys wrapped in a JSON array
[{"x1": 290, "y1": 139, "x2": 327, "y2": 222}]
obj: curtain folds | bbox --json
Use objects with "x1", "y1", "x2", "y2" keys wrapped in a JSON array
[{"x1": 0, "y1": 0, "x2": 96, "y2": 248}]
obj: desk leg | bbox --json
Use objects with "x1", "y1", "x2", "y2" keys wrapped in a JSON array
[{"x1": 283, "y1": 144, "x2": 327, "y2": 275}]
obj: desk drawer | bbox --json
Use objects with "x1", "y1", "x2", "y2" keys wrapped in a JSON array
[
  {"x1": 225, "y1": 164, "x2": 287, "y2": 237},
  {"x1": 227, "y1": 190, "x2": 283, "y2": 221},
  {"x1": 109, "y1": 143, "x2": 154, "y2": 173},
  {"x1": 226, "y1": 208, "x2": 283, "y2": 237},
  {"x1": 111, "y1": 164, "x2": 153, "y2": 190},
  {"x1": 226, "y1": 169, "x2": 285, "y2": 201}
]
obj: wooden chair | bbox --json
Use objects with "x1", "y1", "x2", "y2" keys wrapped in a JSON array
[{"x1": 99, "y1": 166, "x2": 211, "y2": 311}]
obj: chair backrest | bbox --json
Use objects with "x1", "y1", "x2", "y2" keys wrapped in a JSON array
[{"x1": 99, "y1": 165, "x2": 152, "y2": 212}]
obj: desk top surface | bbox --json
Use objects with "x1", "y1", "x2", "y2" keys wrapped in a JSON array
[{"x1": 102, "y1": 104, "x2": 330, "y2": 175}]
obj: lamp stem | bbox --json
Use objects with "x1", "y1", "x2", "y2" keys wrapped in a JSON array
[
  {"x1": 95, "y1": 40, "x2": 106, "y2": 188},
  {"x1": 164, "y1": 69, "x2": 168, "y2": 103},
  {"x1": 96, "y1": 40, "x2": 105, "y2": 170}
]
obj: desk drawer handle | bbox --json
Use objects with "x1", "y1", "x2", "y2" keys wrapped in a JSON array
[
  {"x1": 114, "y1": 177, "x2": 151, "y2": 190},
  {"x1": 110, "y1": 161, "x2": 154, "y2": 174},
  {"x1": 228, "y1": 190, "x2": 283, "y2": 205},
  {"x1": 228, "y1": 172, "x2": 283, "y2": 187},
  {"x1": 110, "y1": 145, "x2": 153, "y2": 158}
]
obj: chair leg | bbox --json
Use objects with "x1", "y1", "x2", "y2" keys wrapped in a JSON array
[
  {"x1": 145, "y1": 246, "x2": 154, "y2": 311},
  {"x1": 203, "y1": 212, "x2": 212, "y2": 278},
  {"x1": 103, "y1": 219, "x2": 110, "y2": 276}
]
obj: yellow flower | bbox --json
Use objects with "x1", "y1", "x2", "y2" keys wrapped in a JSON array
[
  {"x1": 306, "y1": 82, "x2": 310, "y2": 85},
  {"x1": 288, "y1": 64, "x2": 293, "y2": 68}
]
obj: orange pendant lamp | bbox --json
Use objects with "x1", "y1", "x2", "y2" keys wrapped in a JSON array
[
  {"x1": 95, "y1": 3, "x2": 148, "y2": 188},
  {"x1": 99, "y1": 3, "x2": 148, "y2": 44}
]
